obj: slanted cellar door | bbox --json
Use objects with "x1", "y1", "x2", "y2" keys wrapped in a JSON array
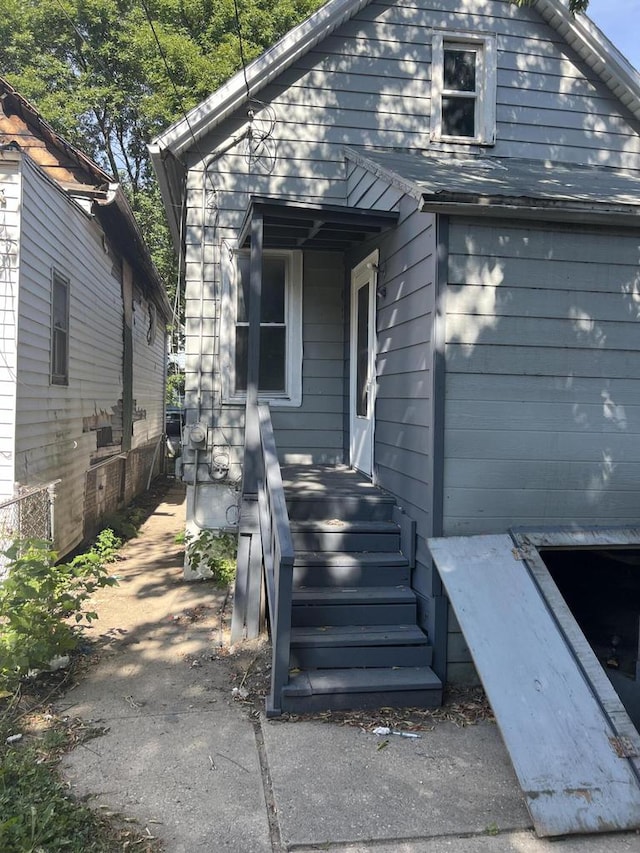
[{"x1": 428, "y1": 533, "x2": 640, "y2": 837}]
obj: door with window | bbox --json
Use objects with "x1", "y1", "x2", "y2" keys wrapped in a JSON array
[{"x1": 349, "y1": 252, "x2": 378, "y2": 476}]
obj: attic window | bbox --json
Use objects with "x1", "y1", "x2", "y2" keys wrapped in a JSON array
[{"x1": 431, "y1": 31, "x2": 497, "y2": 145}]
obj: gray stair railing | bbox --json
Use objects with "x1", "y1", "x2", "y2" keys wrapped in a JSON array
[{"x1": 257, "y1": 404, "x2": 295, "y2": 717}]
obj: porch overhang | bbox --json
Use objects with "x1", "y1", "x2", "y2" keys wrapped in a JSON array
[
  {"x1": 238, "y1": 196, "x2": 399, "y2": 252},
  {"x1": 345, "y1": 148, "x2": 640, "y2": 228}
]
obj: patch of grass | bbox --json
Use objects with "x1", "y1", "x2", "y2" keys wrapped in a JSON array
[
  {"x1": 0, "y1": 484, "x2": 177, "y2": 850},
  {"x1": 0, "y1": 699, "x2": 160, "y2": 852}
]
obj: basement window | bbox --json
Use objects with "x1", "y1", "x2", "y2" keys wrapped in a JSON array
[{"x1": 431, "y1": 31, "x2": 497, "y2": 145}]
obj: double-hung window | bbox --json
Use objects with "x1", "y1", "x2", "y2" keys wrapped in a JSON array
[
  {"x1": 431, "y1": 31, "x2": 497, "y2": 145},
  {"x1": 51, "y1": 270, "x2": 69, "y2": 385},
  {"x1": 224, "y1": 249, "x2": 302, "y2": 406}
]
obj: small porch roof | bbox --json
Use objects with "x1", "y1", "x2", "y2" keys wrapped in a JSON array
[
  {"x1": 238, "y1": 196, "x2": 399, "y2": 252},
  {"x1": 346, "y1": 148, "x2": 640, "y2": 225}
]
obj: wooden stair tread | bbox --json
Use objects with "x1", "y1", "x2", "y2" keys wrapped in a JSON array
[
  {"x1": 283, "y1": 667, "x2": 441, "y2": 696},
  {"x1": 292, "y1": 586, "x2": 414, "y2": 604},
  {"x1": 290, "y1": 519, "x2": 399, "y2": 533},
  {"x1": 291, "y1": 624, "x2": 429, "y2": 646},
  {"x1": 293, "y1": 551, "x2": 408, "y2": 567}
]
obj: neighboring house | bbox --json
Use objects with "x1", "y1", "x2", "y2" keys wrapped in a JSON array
[
  {"x1": 0, "y1": 77, "x2": 171, "y2": 557},
  {"x1": 150, "y1": 0, "x2": 640, "y2": 757}
]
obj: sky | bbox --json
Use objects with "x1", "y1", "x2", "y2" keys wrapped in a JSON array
[{"x1": 586, "y1": 0, "x2": 640, "y2": 71}]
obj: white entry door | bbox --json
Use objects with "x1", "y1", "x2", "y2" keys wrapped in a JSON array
[{"x1": 349, "y1": 251, "x2": 378, "y2": 476}]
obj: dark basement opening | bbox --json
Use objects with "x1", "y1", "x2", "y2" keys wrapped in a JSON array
[{"x1": 541, "y1": 547, "x2": 640, "y2": 731}]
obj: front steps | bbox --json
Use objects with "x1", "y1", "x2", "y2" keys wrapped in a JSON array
[{"x1": 275, "y1": 465, "x2": 442, "y2": 714}]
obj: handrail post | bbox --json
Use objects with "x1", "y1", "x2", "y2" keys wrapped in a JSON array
[
  {"x1": 269, "y1": 547, "x2": 294, "y2": 717},
  {"x1": 233, "y1": 210, "x2": 263, "y2": 642},
  {"x1": 258, "y1": 405, "x2": 295, "y2": 718},
  {"x1": 241, "y1": 210, "x2": 263, "y2": 498}
]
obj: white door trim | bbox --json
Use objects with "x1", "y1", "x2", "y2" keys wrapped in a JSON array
[{"x1": 349, "y1": 249, "x2": 379, "y2": 477}]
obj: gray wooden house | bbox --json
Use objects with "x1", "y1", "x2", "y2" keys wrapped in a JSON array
[
  {"x1": 0, "y1": 77, "x2": 171, "y2": 557},
  {"x1": 150, "y1": 0, "x2": 640, "y2": 719}
]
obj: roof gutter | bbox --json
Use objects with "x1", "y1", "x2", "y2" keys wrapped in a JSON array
[
  {"x1": 95, "y1": 184, "x2": 172, "y2": 319},
  {"x1": 419, "y1": 194, "x2": 640, "y2": 227}
]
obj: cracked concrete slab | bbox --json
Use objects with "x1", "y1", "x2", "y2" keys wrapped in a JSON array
[{"x1": 262, "y1": 718, "x2": 530, "y2": 848}]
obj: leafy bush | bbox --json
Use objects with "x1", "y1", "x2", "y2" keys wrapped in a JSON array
[
  {"x1": 0, "y1": 541, "x2": 117, "y2": 691},
  {"x1": 166, "y1": 369, "x2": 185, "y2": 405},
  {"x1": 100, "y1": 508, "x2": 143, "y2": 541},
  {"x1": 186, "y1": 531, "x2": 237, "y2": 586},
  {"x1": 88, "y1": 528, "x2": 122, "y2": 564}
]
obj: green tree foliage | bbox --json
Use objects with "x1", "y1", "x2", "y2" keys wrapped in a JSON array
[
  {"x1": 1, "y1": 1, "x2": 320, "y2": 190},
  {"x1": 0, "y1": 0, "x2": 321, "y2": 300},
  {"x1": 512, "y1": 0, "x2": 589, "y2": 11}
]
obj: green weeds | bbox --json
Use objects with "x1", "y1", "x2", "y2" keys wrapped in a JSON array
[
  {"x1": 0, "y1": 542, "x2": 117, "y2": 693},
  {"x1": 186, "y1": 531, "x2": 237, "y2": 586},
  {"x1": 0, "y1": 711, "x2": 158, "y2": 852},
  {"x1": 0, "y1": 486, "x2": 172, "y2": 851}
]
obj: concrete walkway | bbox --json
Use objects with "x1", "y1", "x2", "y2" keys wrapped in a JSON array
[{"x1": 58, "y1": 481, "x2": 640, "y2": 852}]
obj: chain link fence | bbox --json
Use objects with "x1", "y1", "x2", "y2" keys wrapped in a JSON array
[{"x1": 0, "y1": 481, "x2": 58, "y2": 579}]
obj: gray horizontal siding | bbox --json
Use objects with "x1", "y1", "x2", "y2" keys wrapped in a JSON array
[
  {"x1": 443, "y1": 218, "x2": 640, "y2": 536},
  {"x1": 180, "y1": 0, "x2": 640, "y2": 538},
  {"x1": 132, "y1": 287, "x2": 165, "y2": 448},
  {"x1": 14, "y1": 158, "x2": 152, "y2": 555},
  {"x1": 0, "y1": 161, "x2": 20, "y2": 496}
]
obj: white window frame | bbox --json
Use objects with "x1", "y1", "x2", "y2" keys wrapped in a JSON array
[
  {"x1": 430, "y1": 30, "x2": 497, "y2": 146},
  {"x1": 221, "y1": 248, "x2": 303, "y2": 407},
  {"x1": 50, "y1": 268, "x2": 70, "y2": 386}
]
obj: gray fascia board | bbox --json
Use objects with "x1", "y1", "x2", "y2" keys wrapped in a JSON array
[
  {"x1": 344, "y1": 147, "x2": 424, "y2": 204},
  {"x1": 149, "y1": 143, "x2": 183, "y2": 252},
  {"x1": 533, "y1": 0, "x2": 640, "y2": 123},
  {"x1": 151, "y1": 0, "x2": 372, "y2": 159},
  {"x1": 418, "y1": 195, "x2": 640, "y2": 226}
]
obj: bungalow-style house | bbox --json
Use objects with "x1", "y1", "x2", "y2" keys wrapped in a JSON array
[
  {"x1": 0, "y1": 77, "x2": 171, "y2": 557},
  {"x1": 151, "y1": 2, "x2": 640, "y2": 823}
]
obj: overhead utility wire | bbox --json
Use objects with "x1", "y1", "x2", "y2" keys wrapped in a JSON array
[{"x1": 233, "y1": 0, "x2": 252, "y2": 102}]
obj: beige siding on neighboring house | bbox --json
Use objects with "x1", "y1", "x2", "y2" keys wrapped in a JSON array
[
  {"x1": 132, "y1": 284, "x2": 166, "y2": 449},
  {"x1": 0, "y1": 157, "x2": 21, "y2": 498},
  {"x1": 15, "y1": 157, "x2": 125, "y2": 555}
]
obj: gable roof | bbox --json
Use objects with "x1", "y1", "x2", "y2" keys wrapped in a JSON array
[
  {"x1": 0, "y1": 76, "x2": 112, "y2": 193},
  {"x1": 0, "y1": 76, "x2": 171, "y2": 318},
  {"x1": 151, "y1": 0, "x2": 640, "y2": 162}
]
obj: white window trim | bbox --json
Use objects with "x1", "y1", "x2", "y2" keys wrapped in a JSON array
[
  {"x1": 430, "y1": 30, "x2": 497, "y2": 146},
  {"x1": 221, "y1": 248, "x2": 303, "y2": 407}
]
